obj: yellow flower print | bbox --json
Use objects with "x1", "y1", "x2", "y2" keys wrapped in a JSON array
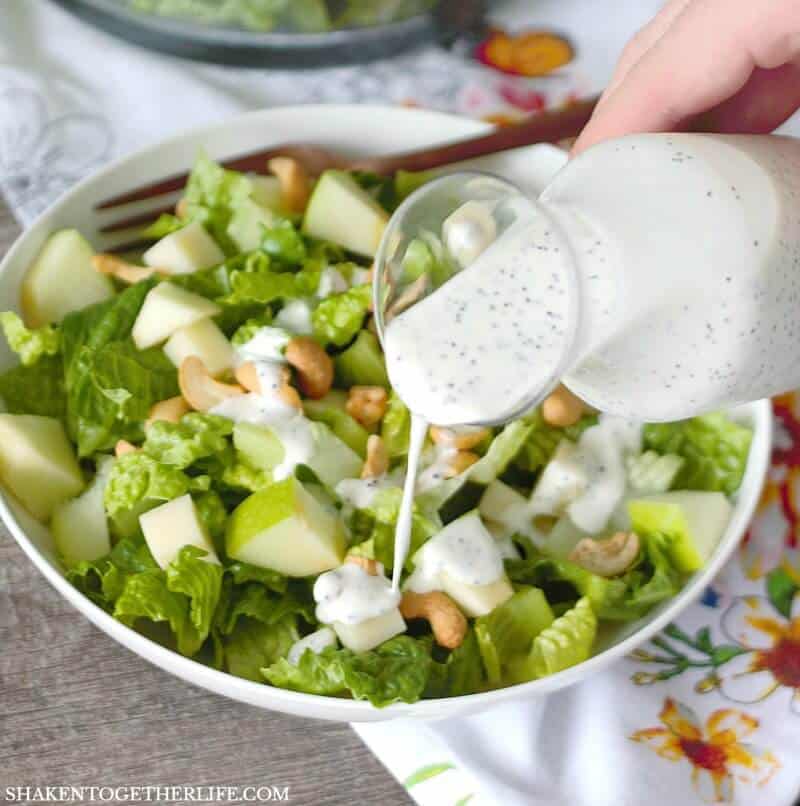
[
  {"x1": 719, "y1": 594, "x2": 800, "y2": 709},
  {"x1": 631, "y1": 698, "x2": 779, "y2": 803}
]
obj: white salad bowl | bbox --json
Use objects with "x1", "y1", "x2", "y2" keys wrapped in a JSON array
[{"x1": 0, "y1": 105, "x2": 772, "y2": 722}]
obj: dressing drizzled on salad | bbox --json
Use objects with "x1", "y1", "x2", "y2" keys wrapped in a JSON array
[{"x1": 0, "y1": 149, "x2": 754, "y2": 708}]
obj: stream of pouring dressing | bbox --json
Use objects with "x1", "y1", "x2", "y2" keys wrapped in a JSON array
[{"x1": 386, "y1": 204, "x2": 577, "y2": 589}]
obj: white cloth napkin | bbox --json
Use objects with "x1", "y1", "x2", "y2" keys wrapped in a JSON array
[{"x1": 3, "y1": 3, "x2": 800, "y2": 805}]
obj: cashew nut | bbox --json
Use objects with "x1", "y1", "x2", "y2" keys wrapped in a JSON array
[
  {"x1": 268, "y1": 156, "x2": 311, "y2": 214},
  {"x1": 429, "y1": 426, "x2": 490, "y2": 451},
  {"x1": 92, "y1": 253, "x2": 159, "y2": 284},
  {"x1": 146, "y1": 396, "x2": 190, "y2": 429},
  {"x1": 386, "y1": 275, "x2": 428, "y2": 321},
  {"x1": 346, "y1": 386, "x2": 388, "y2": 428},
  {"x1": 400, "y1": 591, "x2": 467, "y2": 649},
  {"x1": 345, "y1": 555, "x2": 382, "y2": 576},
  {"x1": 115, "y1": 439, "x2": 139, "y2": 457},
  {"x1": 542, "y1": 384, "x2": 588, "y2": 428},
  {"x1": 443, "y1": 451, "x2": 480, "y2": 478},
  {"x1": 285, "y1": 337, "x2": 333, "y2": 400},
  {"x1": 234, "y1": 361, "x2": 302, "y2": 409},
  {"x1": 179, "y1": 356, "x2": 244, "y2": 412},
  {"x1": 361, "y1": 434, "x2": 389, "y2": 479},
  {"x1": 175, "y1": 197, "x2": 189, "y2": 219},
  {"x1": 568, "y1": 531, "x2": 641, "y2": 577}
]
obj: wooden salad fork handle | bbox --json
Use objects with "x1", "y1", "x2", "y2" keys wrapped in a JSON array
[{"x1": 97, "y1": 97, "x2": 599, "y2": 213}]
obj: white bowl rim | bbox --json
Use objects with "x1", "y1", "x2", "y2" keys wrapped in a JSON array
[{"x1": 0, "y1": 104, "x2": 773, "y2": 721}]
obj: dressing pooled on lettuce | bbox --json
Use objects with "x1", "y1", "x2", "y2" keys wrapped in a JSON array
[{"x1": 0, "y1": 153, "x2": 752, "y2": 706}]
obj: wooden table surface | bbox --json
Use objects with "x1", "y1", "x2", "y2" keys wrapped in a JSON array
[{"x1": 0, "y1": 199, "x2": 410, "y2": 806}]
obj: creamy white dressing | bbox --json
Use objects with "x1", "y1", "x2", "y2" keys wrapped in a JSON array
[
  {"x1": 274, "y1": 298, "x2": 314, "y2": 334},
  {"x1": 287, "y1": 626, "x2": 337, "y2": 666},
  {"x1": 237, "y1": 326, "x2": 290, "y2": 364},
  {"x1": 391, "y1": 414, "x2": 428, "y2": 590},
  {"x1": 406, "y1": 511, "x2": 505, "y2": 593},
  {"x1": 314, "y1": 562, "x2": 401, "y2": 626},
  {"x1": 210, "y1": 327, "x2": 316, "y2": 480}
]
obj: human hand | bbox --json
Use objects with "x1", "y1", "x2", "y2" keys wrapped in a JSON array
[{"x1": 573, "y1": 0, "x2": 800, "y2": 155}]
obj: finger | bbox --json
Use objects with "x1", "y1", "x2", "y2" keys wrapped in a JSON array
[
  {"x1": 693, "y1": 62, "x2": 800, "y2": 133},
  {"x1": 604, "y1": 0, "x2": 694, "y2": 96},
  {"x1": 574, "y1": 0, "x2": 800, "y2": 153}
]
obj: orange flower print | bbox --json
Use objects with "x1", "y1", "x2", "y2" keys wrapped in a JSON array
[
  {"x1": 631, "y1": 698, "x2": 780, "y2": 803},
  {"x1": 719, "y1": 594, "x2": 800, "y2": 710},
  {"x1": 475, "y1": 30, "x2": 573, "y2": 78}
]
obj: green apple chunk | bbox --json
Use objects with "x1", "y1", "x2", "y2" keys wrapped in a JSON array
[
  {"x1": 139, "y1": 493, "x2": 220, "y2": 569},
  {"x1": 163, "y1": 317, "x2": 234, "y2": 377},
  {"x1": 333, "y1": 609, "x2": 406, "y2": 653},
  {"x1": 21, "y1": 229, "x2": 114, "y2": 327},
  {"x1": 306, "y1": 422, "x2": 363, "y2": 487},
  {"x1": 52, "y1": 456, "x2": 114, "y2": 566},
  {"x1": 226, "y1": 477, "x2": 346, "y2": 576},
  {"x1": 131, "y1": 282, "x2": 221, "y2": 350},
  {"x1": 143, "y1": 220, "x2": 224, "y2": 274},
  {"x1": 303, "y1": 391, "x2": 369, "y2": 457},
  {"x1": 303, "y1": 171, "x2": 389, "y2": 257},
  {"x1": 440, "y1": 572, "x2": 514, "y2": 618},
  {"x1": 628, "y1": 491, "x2": 733, "y2": 573},
  {"x1": 0, "y1": 414, "x2": 84, "y2": 522}
]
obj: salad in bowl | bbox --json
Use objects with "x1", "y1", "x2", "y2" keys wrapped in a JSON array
[{"x1": 0, "y1": 145, "x2": 758, "y2": 710}]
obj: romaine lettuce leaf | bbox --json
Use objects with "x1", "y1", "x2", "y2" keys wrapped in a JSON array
[
  {"x1": 642, "y1": 413, "x2": 752, "y2": 495},
  {"x1": 0, "y1": 355, "x2": 66, "y2": 418},
  {"x1": 260, "y1": 217, "x2": 307, "y2": 265},
  {"x1": 114, "y1": 545, "x2": 223, "y2": 657},
  {"x1": 475, "y1": 586, "x2": 555, "y2": 686},
  {"x1": 263, "y1": 635, "x2": 432, "y2": 707},
  {"x1": 61, "y1": 280, "x2": 180, "y2": 455},
  {"x1": 426, "y1": 628, "x2": 486, "y2": 698},
  {"x1": 508, "y1": 597, "x2": 596, "y2": 681},
  {"x1": 225, "y1": 617, "x2": 299, "y2": 682},
  {"x1": 142, "y1": 213, "x2": 184, "y2": 240},
  {"x1": 312, "y1": 285, "x2": 371, "y2": 348},
  {"x1": 0, "y1": 311, "x2": 60, "y2": 366},
  {"x1": 104, "y1": 453, "x2": 210, "y2": 521},
  {"x1": 142, "y1": 413, "x2": 233, "y2": 469}
]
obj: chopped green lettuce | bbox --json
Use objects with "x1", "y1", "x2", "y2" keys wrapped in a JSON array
[
  {"x1": 642, "y1": 413, "x2": 752, "y2": 495},
  {"x1": 426, "y1": 628, "x2": 486, "y2": 698},
  {"x1": 263, "y1": 635, "x2": 432, "y2": 707},
  {"x1": 61, "y1": 280, "x2": 180, "y2": 455},
  {"x1": 0, "y1": 355, "x2": 66, "y2": 418},
  {"x1": 312, "y1": 285, "x2": 371, "y2": 347},
  {"x1": 225, "y1": 617, "x2": 299, "y2": 681},
  {"x1": 475, "y1": 587, "x2": 555, "y2": 686},
  {"x1": 0, "y1": 311, "x2": 60, "y2": 366},
  {"x1": 260, "y1": 217, "x2": 307, "y2": 265},
  {"x1": 515, "y1": 409, "x2": 597, "y2": 474},
  {"x1": 142, "y1": 413, "x2": 233, "y2": 468}
]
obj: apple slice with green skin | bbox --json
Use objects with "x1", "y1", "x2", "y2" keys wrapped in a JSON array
[
  {"x1": 143, "y1": 221, "x2": 224, "y2": 274},
  {"x1": 479, "y1": 480, "x2": 534, "y2": 535},
  {"x1": 628, "y1": 491, "x2": 732, "y2": 573},
  {"x1": 132, "y1": 282, "x2": 221, "y2": 350},
  {"x1": 139, "y1": 493, "x2": 219, "y2": 570},
  {"x1": 52, "y1": 456, "x2": 114, "y2": 566},
  {"x1": 303, "y1": 171, "x2": 389, "y2": 257},
  {"x1": 440, "y1": 572, "x2": 514, "y2": 618},
  {"x1": 333, "y1": 609, "x2": 406, "y2": 653},
  {"x1": 248, "y1": 175, "x2": 284, "y2": 211},
  {"x1": 226, "y1": 477, "x2": 346, "y2": 576},
  {"x1": 22, "y1": 229, "x2": 114, "y2": 327},
  {"x1": 0, "y1": 414, "x2": 84, "y2": 522},
  {"x1": 306, "y1": 422, "x2": 363, "y2": 487},
  {"x1": 163, "y1": 317, "x2": 234, "y2": 377},
  {"x1": 303, "y1": 392, "x2": 369, "y2": 457}
]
